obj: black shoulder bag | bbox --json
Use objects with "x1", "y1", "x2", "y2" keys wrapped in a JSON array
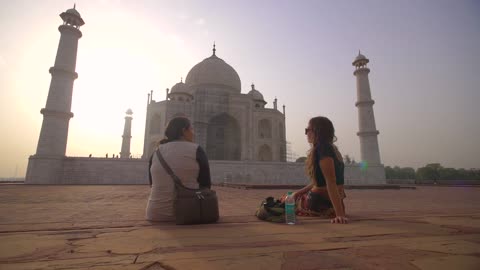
[{"x1": 155, "y1": 149, "x2": 219, "y2": 225}]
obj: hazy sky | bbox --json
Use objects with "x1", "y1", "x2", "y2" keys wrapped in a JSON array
[{"x1": 1, "y1": 0, "x2": 479, "y2": 177}]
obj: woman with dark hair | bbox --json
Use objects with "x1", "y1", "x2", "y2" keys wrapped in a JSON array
[
  {"x1": 146, "y1": 116, "x2": 211, "y2": 221},
  {"x1": 292, "y1": 116, "x2": 348, "y2": 224}
]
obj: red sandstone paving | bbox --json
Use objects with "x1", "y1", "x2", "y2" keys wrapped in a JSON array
[
  {"x1": 0, "y1": 185, "x2": 479, "y2": 269},
  {"x1": 1, "y1": 185, "x2": 478, "y2": 226}
]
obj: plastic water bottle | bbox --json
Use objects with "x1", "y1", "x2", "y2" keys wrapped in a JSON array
[{"x1": 285, "y1": 191, "x2": 296, "y2": 225}]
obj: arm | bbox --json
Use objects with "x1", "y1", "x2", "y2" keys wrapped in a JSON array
[
  {"x1": 319, "y1": 157, "x2": 348, "y2": 223},
  {"x1": 196, "y1": 146, "x2": 211, "y2": 189},
  {"x1": 295, "y1": 183, "x2": 314, "y2": 199}
]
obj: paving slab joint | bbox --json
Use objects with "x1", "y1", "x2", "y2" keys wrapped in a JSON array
[{"x1": 139, "y1": 261, "x2": 175, "y2": 270}]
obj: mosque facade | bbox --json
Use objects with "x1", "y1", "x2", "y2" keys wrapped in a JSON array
[{"x1": 143, "y1": 45, "x2": 286, "y2": 163}]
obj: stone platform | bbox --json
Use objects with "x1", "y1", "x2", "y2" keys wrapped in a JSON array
[{"x1": 0, "y1": 185, "x2": 479, "y2": 269}]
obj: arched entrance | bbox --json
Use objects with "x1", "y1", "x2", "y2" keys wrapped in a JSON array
[
  {"x1": 258, "y1": 144, "x2": 272, "y2": 161},
  {"x1": 258, "y1": 119, "x2": 272, "y2": 139},
  {"x1": 207, "y1": 113, "x2": 241, "y2": 160},
  {"x1": 149, "y1": 114, "x2": 161, "y2": 134}
]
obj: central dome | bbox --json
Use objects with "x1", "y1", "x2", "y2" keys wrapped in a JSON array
[{"x1": 185, "y1": 53, "x2": 241, "y2": 93}]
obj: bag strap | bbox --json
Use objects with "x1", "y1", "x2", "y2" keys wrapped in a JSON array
[
  {"x1": 148, "y1": 153, "x2": 153, "y2": 186},
  {"x1": 155, "y1": 148, "x2": 188, "y2": 189}
]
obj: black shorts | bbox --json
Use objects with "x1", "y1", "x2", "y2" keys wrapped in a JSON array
[{"x1": 307, "y1": 191, "x2": 333, "y2": 212}]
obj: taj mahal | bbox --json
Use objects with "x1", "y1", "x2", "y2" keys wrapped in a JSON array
[
  {"x1": 25, "y1": 7, "x2": 385, "y2": 185},
  {"x1": 143, "y1": 44, "x2": 287, "y2": 163}
]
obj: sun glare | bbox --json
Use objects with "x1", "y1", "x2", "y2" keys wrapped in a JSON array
[{"x1": 68, "y1": 45, "x2": 158, "y2": 157}]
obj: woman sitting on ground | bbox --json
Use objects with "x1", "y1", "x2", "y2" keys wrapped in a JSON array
[
  {"x1": 293, "y1": 116, "x2": 348, "y2": 224},
  {"x1": 146, "y1": 116, "x2": 211, "y2": 222}
]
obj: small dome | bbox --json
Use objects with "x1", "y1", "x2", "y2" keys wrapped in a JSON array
[
  {"x1": 60, "y1": 6, "x2": 85, "y2": 26},
  {"x1": 126, "y1": 108, "x2": 133, "y2": 115},
  {"x1": 170, "y1": 81, "x2": 190, "y2": 94},
  {"x1": 352, "y1": 51, "x2": 369, "y2": 66},
  {"x1": 248, "y1": 84, "x2": 266, "y2": 103},
  {"x1": 185, "y1": 53, "x2": 241, "y2": 93},
  {"x1": 355, "y1": 53, "x2": 367, "y2": 61},
  {"x1": 248, "y1": 89, "x2": 264, "y2": 101},
  {"x1": 66, "y1": 8, "x2": 81, "y2": 17}
]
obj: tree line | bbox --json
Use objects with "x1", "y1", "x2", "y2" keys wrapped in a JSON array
[
  {"x1": 386, "y1": 163, "x2": 480, "y2": 181},
  {"x1": 295, "y1": 156, "x2": 479, "y2": 181}
]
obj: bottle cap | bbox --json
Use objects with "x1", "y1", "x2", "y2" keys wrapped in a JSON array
[{"x1": 287, "y1": 191, "x2": 293, "y2": 195}]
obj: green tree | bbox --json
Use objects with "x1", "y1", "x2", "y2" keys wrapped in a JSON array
[
  {"x1": 438, "y1": 168, "x2": 457, "y2": 180},
  {"x1": 385, "y1": 166, "x2": 395, "y2": 179},
  {"x1": 471, "y1": 169, "x2": 480, "y2": 180},
  {"x1": 416, "y1": 163, "x2": 443, "y2": 183},
  {"x1": 416, "y1": 167, "x2": 436, "y2": 181},
  {"x1": 416, "y1": 164, "x2": 480, "y2": 183},
  {"x1": 400, "y1": 167, "x2": 415, "y2": 179},
  {"x1": 385, "y1": 166, "x2": 415, "y2": 179},
  {"x1": 457, "y1": 168, "x2": 469, "y2": 180},
  {"x1": 426, "y1": 163, "x2": 442, "y2": 181}
]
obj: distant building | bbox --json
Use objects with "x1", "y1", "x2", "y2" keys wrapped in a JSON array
[{"x1": 143, "y1": 45, "x2": 286, "y2": 162}]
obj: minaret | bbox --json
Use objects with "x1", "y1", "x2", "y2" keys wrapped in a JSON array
[
  {"x1": 120, "y1": 109, "x2": 133, "y2": 158},
  {"x1": 26, "y1": 6, "x2": 84, "y2": 183},
  {"x1": 36, "y1": 6, "x2": 84, "y2": 156},
  {"x1": 141, "y1": 92, "x2": 151, "y2": 159},
  {"x1": 353, "y1": 51, "x2": 381, "y2": 165}
]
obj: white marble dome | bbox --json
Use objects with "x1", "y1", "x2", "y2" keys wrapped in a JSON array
[
  {"x1": 248, "y1": 84, "x2": 265, "y2": 102},
  {"x1": 248, "y1": 89, "x2": 264, "y2": 101},
  {"x1": 170, "y1": 81, "x2": 190, "y2": 94},
  {"x1": 185, "y1": 54, "x2": 241, "y2": 93}
]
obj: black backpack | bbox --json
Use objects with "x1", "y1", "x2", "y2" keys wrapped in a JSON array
[{"x1": 255, "y1": 197, "x2": 286, "y2": 223}]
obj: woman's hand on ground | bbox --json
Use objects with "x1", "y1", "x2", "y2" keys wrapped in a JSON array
[{"x1": 331, "y1": 216, "x2": 349, "y2": 224}]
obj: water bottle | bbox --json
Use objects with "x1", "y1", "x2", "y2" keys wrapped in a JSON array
[{"x1": 285, "y1": 191, "x2": 296, "y2": 225}]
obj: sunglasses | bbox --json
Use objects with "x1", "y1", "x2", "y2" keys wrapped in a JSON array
[{"x1": 305, "y1": 128, "x2": 313, "y2": 135}]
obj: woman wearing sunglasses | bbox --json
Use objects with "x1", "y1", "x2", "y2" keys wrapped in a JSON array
[{"x1": 293, "y1": 116, "x2": 348, "y2": 224}]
